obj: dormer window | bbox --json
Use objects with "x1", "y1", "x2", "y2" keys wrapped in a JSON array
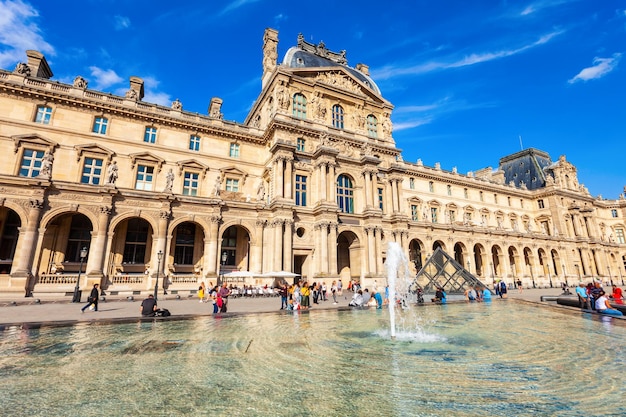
[
  {"x1": 367, "y1": 115, "x2": 378, "y2": 138},
  {"x1": 292, "y1": 93, "x2": 307, "y2": 119}
]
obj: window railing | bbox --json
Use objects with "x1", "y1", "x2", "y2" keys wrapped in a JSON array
[{"x1": 38, "y1": 274, "x2": 79, "y2": 284}]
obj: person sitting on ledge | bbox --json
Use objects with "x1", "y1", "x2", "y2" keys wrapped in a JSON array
[
  {"x1": 611, "y1": 286, "x2": 623, "y2": 304},
  {"x1": 349, "y1": 289, "x2": 364, "y2": 307},
  {"x1": 595, "y1": 291, "x2": 624, "y2": 317},
  {"x1": 140, "y1": 294, "x2": 158, "y2": 317},
  {"x1": 432, "y1": 287, "x2": 447, "y2": 304}
]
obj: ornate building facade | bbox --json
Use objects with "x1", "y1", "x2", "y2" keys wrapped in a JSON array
[{"x1": 0, "y1": 29, "x2": 624, "y2": 296}]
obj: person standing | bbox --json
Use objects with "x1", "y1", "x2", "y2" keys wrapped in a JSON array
[
  {"x1": 218, "y1": 283, "x2": 231, "y2": 312},
  {"x1": 331, "y1": 281, "x2": 338, "y2": 304},
  {"x1": 516, "y1": 279, "x2": 523, "y2": 293},
  {"x1": 301, "y1": 281, "x2": 310, "y2": 310},
  {"x1": 279, "y1": 283, "x2": 288, "y2": 310},
  {"x1": 81, "y1": 283, "x2": 100, "y2": 313},
  {"x1": 499, "y1": 280, "x2": 507, "y2": 298}
]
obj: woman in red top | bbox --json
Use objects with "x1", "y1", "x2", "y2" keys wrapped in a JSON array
[{"x1": 611, "y1": 286, "x2": 623, "y2": 304}]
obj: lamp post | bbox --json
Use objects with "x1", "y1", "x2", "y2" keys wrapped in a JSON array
[
  {"x1": 219, "y1": 251, "x2": 227, "y2": 286},
  {"x1": 72, "y1": 247, "x2": 88, "y2": 303},
  {"x1": 528, "y1": 263, "x2": 535, "y2": 289},
  {"x1": 547, "y1": 264, "x2": 552, "y2": 288},
  {"x1": 153, "y1": 250, "x2": 163, "y2": 301}
]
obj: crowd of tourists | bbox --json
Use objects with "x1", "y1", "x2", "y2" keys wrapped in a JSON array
[{"x1": 575, "y1": 281, "x2": 624, "y2": 316}]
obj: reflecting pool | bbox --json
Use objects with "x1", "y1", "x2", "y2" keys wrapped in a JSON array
[{"x1": 1, "y1": 302, "x2": 625, "y2": 417}]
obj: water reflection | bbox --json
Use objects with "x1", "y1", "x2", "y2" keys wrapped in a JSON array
[{"x1": 0, "y1": 302, "x2": 625, "y2": 416}]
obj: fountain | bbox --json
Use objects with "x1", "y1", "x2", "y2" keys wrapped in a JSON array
[{"x1": 384, "y1": 241, "x2": 413, "y2": 339}]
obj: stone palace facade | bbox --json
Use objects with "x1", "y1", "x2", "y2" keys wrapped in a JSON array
[{"x1": 0, "y1": 29, "x2": 624, "y2": 296}]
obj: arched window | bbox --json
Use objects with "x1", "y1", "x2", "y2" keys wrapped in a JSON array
[
  {"x1": 336, "y1": 174, "x2": 354, "y2": 214},
  {"x1": 174, "y1": 223, "x2": 196, "y2": 265},
  {"x1": 367, "y1": 115, "x2": 378, "y2": 138},
  {"x1": 65, "y1": 215, "x2": 92, "y2": 262},
  {"x1": 332, "y1": 105, "x2": 344, "y2": 129},
  {"x1": 292, "y1": 93, "x2": 307, "y2": 119}
]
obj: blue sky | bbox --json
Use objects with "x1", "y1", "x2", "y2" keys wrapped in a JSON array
[{"x1": 1, "y1": 0, "x2": 625, "y2": 198}]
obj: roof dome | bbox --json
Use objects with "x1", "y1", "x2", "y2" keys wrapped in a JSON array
[{"x1": 282, "y1": 35, "x2": 381, "y2": 96}]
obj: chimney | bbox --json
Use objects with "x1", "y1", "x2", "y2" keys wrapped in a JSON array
[
  {"x1": 262, "y1": 28, "x2": 279, "y2": 88},
  {"x1": 356, "y1": 63, "x2": 369, "y2": 76},
  {"x1": 208, "y1": 97, "x2": 223, "y2": 119},
  {"x1": 26, "y1": 50, "x2": 53, "y2": 79},
  {"x1": 129, "y1": 76, "x2": 145, "y2": 101}
]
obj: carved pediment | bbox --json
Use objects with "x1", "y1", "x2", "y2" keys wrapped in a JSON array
[
  {"x1": 176, "y1": 159, "x2": 209, "y2": 178},
  {"x1": 74, "y1": 143, "x2": 115, "y2": 162},
  {"x1": 314, "y1": 70, "x2": 366, "y2": 96},
  {"x1": 12, "y1": 133, "x2": 58, "y2": 153},
  {"x1": 129, "y1": 152, "x2": 165, "y2": 172},
  {"x1": 220, "y1": 166, "x2": 248, "y2": 186}
]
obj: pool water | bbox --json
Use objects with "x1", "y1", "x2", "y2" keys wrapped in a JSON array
[{"x1": 1, "y1": 302, "x2": 624, "y2": 416}]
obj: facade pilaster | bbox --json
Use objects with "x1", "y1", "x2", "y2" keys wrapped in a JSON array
[
  {"x1": 328, "y1": 222, "x2": 338, "y2": 275},
  {"x1": 283, "y1": 220, "x2": 293, "y2": 272},
  {"x1": 252, "y1": 219, "x2": 266, "y2": 274},
  {"x1": 205, "y1": 215, "x2": 220, "y2": 276},
  {"x1": 13, "y1": 199, "x2": 44, "y2": 294},
  {"x1": 86, "y1": 205, "x2": 112, "y2": 277}
]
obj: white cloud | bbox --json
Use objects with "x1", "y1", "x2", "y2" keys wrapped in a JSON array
[
  {"x1": 568, "y1": 53, "x2": 622, "y2": 83},
  {"x1": 114, "y1": 15, "x2": 131, "y2": 30},
  {"x1": 219, "y1": 0, "x2": 261, "y2": 16},
  {"x1": 0, "y1": 0, "x2": 54, "y2": 67},
  {"x1": 88, "y1": 66, "x2": 123, "y2": 89},
  {"x1": 393, "y1": 117, "x2": 434, "y2": 131},
  {"x1": 371, "y1": 30, "x2": 564, "y2": 80},
  {"x1": 143, "y1": 91, "x2": 171, "y2": 107}
]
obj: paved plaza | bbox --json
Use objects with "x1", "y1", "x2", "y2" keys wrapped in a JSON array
[{"x1": 0, "y1": 287, "x2": 574, "y2": 328}]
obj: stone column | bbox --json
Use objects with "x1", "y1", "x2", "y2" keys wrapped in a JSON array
[
  {"x1": 154, "y1": 211, "x2": 170, "y2": 278},
  {"x1": 251, "y1": 220, "x2": 265, "y2": 274},
  {"x1": 273, "y1": 220, "x2": 283, "y2": 271},
  {"x1": 371, "y1": 171, "x2": 379, "y2": 209},
  {"x1": 391, "y1": 179, "x2": 399, "y2": 213},
  {"x1": 363, "y1": 170, "x2": 371, "y2": 208},
  {"x1": 86, "y1": 206, "x2": 112, "y2": 277},
  {"x1": 318, "y1": 163, "x2": 327, "y2": 201},
  {"x1": 366, "y1": 227, "x2": 376, "y2": 275},
  {"x1": 320, "y1": 222, "x2": 328, "y2": 274},
  {"x1": 328, "y1": 222, "x2": 338, "y2": 275},
  {"x1": 570, "y1": 214, "x2": 581, "y2": 236},
  {"x1": 375, "y1": 227, "x2": 384, "y2": 274},
  {"x1": 283, "y1": 220, "x2": 293, "y2": 272},
  {"x1": 274, "y1": 157, "x2": 284, "y2": 199},
  {"x1": 205, "y1": 215, "x2": 220, "y2": 276},
  {"x1": 284, "y1": 158, "x2": 293, "y2": 200},
  {"x1": 12, "y1": 199, "x2": 44, "y2": 294},
  {"x1": 328, "y1": 164, "x2": 336, "y2": 203}
]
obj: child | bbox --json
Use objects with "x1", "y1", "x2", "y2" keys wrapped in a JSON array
[{"x1": 198, "y1": 285, "x2": 205, "y2": 303}]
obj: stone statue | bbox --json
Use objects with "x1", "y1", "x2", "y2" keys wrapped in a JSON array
[
  {"x1": 257, "y1": 181, "x2": 265, "y2": 201},
  {"x1": 14, "y1": 62, "x2": 30, "y2": 76},
  {"x1": 38, "y1": 151, "x2": 54, "y2": 179},
  {"x1": 125, "y1": 89, "x2": 138, "y2": 100},
  {"x1": 276, "y1": 84, "x2": 290, "y2": 110},
  {"x1": 164, "y1": 169, "x2": 174, "y2": 192},
  {"x1": 213, "y1": 175, "x2": 221, "y2": 196},
  {"x1": 382, "y1": 115, "x2": 392, "y2": 136},
  {"x1": 73, "y1": 76, "x2": 88, "y2": 89},
  {"x1": 106, "y1": 161, "x2": 118, "y2": 185},
  {"x1": 171, "y1": 99, "x2": 182, "y2": 110}
]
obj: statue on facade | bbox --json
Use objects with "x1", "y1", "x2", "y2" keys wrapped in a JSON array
[
  {"x1": 382, "y1": 115, "x2": 392, "y2": 136},
  {"x1": 171, "y1": 99, "x2": 182, "y2": 110},
  {"x1": 106, "y1": 161, "x2": 119, "y2": 185},
  {"x1": 125, "y1": 89, "x2": 138, "y2": 100},
  {"x1": 213, "y1": 175, "x2": 221, "y2": 196},
  {"x1": 73, "y1": 76, "x2": 88, "y2": 89},
  {"x1": 13, "y1": 62, "x2": 30, "y2": 76},
  {"x1": 275, "y1": 84, "x2": 290, "y2": 110},
  {"x1": 164, "y1": 169, "x2": 174, "y2": 192},
  {"x1": 38, "y1": 151, "x2": 54, "y2": 179},
  {"x1": 257, "y1": 181, "x2": 265, "y2": 201}
]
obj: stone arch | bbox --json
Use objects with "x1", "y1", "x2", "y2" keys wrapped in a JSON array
[
  {"x1": 39, "y1": 212, "x2": 94, "y2": 276},
  {"x1": 453, "y1": 242, "x2": 466, "y2": 265},
  {"x1": 508, "y1": 246, "x2": 521, "y2": 280},
  {"x1": 110, "y1": 216, "x2": 155, "y2": 275},
  {"x1": 39, "y1": 206, "x2": 98, "y2": 231},
  {"x1": 491, "y1": 245, "x2": 504, "y2": 278},
  {"x1": 473, "y1": 243, "x2": 486, "y2": 277},
  {"x1": 169, "y1": 221, "x2": 206, "y2": 276},
  {"x1": 432, "y1": 239, "x2": 446, "y2": 253},
  {"x1": 409, "y1": 238, "x2": 425, "y2": 273},
  {"x1": 0, "y1": 206, "x2": 22, "y2": 274},
  {"x1": 109, "y1": 212, "x2": 158, "y2": 236},
  {"x1": 551, "y1": 249, "x2": 563, "y2": 277},
  {"x1": 337, "y1": 230, "x2": 361, "y2": 282},
  {"x1": 168, "y1": 216, "x2": 209, "y2": 239},
  {"x1": 219, "y1": 224, "x2": 252, "y2": 273}
]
